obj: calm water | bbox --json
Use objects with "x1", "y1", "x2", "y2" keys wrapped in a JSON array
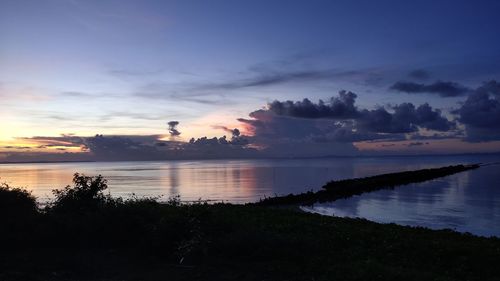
[
  {"x1": 303, "y1": 155, "x2": 500, "y2": 237},
  {"x1": 1, "y1": 155, "x2": 499, "y2": 236}
]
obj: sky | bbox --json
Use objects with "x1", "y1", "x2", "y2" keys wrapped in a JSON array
[{"x1": 1, "y1": 0, "x2": 500, "y2": 162}]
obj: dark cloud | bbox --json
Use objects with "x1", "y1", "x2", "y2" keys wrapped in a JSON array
[
  {"x1": 10, "y1": 133, "x2": 258, "y2": 162},
  {"x1": 357, "y1": 103, "x2": 455, "y2": 134},
  {"x1": 188, "y1": 135, "x2": 249, "y2": 147},
  {"x1": 9, "y1": 80, "x2": 500, "y2": 161},
  {"x1": 454, "y1": 80, "x2": 500, "y2": 142},
  {"x1": 358, "y1": 106, "x2": 412, "y2": 134},
  {"x1": 2, "y1": 146, "x2": 31, "y2": 150},
  {"x1": 238, "y1": 110, "x2": 325, "y2": 140},
  {"x1": 85, "y1": 135, "x2": 164, "y2": 161},
  {"x1": 415, "y1": 103, "x2": 456, "y2": 131},
  {"x1": 212, "y1": 125, "x2": 241, "y2": 138},
  {"x1": 408, "y1": 69, "x2": 431, "y2": 80},
  {"x1": 237, "y1": 111, "x2": 365, "y2": 157},
  {"x1": 191, "y1": 126, "x2": 249, "y2": 147},
  {"x1": 86, "y1": 133, "x2": 257, "y2": 160},
  {"x1": 17, "y1": 135, "x2": 86, "y2": 148},
  {"x1": 475, "y1": 80, "x2": 500, "y2": 97},
  {"x1": 17, "y1": 135, "x2": 165, "y2": 161},
  {"x1": 243, "y1": 91, "x2": 453, "y2": 140},
  {"x1": 390, "y1": 80, "x2": 471, "y2": 97},
  {"x1": 84, "y1": 135, "x2": 255, "y2": 161},
  {"x1": 236, "y1": 90, "x2": 457, "y2": 153},
  {"x1": 267, "y1": 90, "x2": 359, "y2": 119},
  {"x1": 167, "y1": 121, "x2": 181, "y2": 137}
]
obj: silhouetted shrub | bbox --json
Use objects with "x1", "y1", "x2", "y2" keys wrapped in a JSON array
[
  {"x1": 47, "y1": 173, "x2": 117, "y2": 214},
  {"x1": 0, "y1": 183, "x2": 38, "y2": 219},
  {"x1": 0, "y1": 183, "x2": 39, "y2": 244}
]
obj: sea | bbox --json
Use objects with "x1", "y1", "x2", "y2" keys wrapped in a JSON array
[{"x1": 1, "y1": 154, "x2": 499, "y2": 237}]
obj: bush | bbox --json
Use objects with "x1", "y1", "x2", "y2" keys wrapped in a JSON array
[
  {"x1": 48, "y1": 173, "x2": 117, "y2": 214},
  {"x1": 0, "y1": 183, "x2": 39, "y2": 245},
  {"x1": 0, "y1": 183, "x2": 38, "y2": 219}
]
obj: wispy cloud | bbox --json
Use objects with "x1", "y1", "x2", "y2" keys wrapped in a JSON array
[
  {"x1": 108, "y1": 68, "x2": 166, "y2": 78},
  {"x1": 98, "y1": 111, "x2": 178, "y2": 122},
  {"x1": 390, "y1": 81, "x2": 471, "y2": 97},
  {"x1": 132, "y1": 50, "x2": 387, "y2": 104}
]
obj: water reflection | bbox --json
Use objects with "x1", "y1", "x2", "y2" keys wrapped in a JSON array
[
  {"x1": 304, "y1": 163, "x2": 500, "y2": 237},
  {"x1": 0, "y1": 153, "x2": 500, "y2": 230},
  {"x1": 1, "y1": 159, "x2": 357, "y2": 203}
]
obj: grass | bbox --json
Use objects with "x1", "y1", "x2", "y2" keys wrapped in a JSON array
[{"x1": 0, "y1": 168, "x2": 499, "y2": 281}]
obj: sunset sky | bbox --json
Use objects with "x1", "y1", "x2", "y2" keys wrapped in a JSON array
[{"x1": 1, "y1": 0, "x2": 500, "y2": 161}]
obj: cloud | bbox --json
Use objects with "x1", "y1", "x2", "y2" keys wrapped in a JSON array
[
  {"x1": 108, "y1": 68, "x2": 165, "y2": 78},
  {"x1": 192, "y1": 125, "x2": 248, "y2": 146},
  {"x1": 85, "y1": 135, "x2": 164, "y2": 161},
  {"x1": 7, "y1": 132, "x2": 258, "y2": 162},
  {"x1": 59, "y1": 91, "x2": 120, "y2": 99},
  {"x1": 99, "y1": 111, "x2": 177, "y2": 121},
  {"x1": 267, "y1": 90, "x2": 359, "y2": 119},
  {"x1": 476, "y1": 80, "x2": 500, "y2": 97},
  {"x1": 1, "y1": 146, "x2": 31, "y2": 150},
  {"x1": 132, "y1": 51, "x2": 388, "y2": 108},
  {"x1": 208, "y1": 70, "x2": 338, "y2": 89},
  {"x1": 212, "y1": 125, "x2": 241, "y2": 138},
  {"x1": 167, "y1": 121, "x2": 181, "y2": 137},
  {"x1": 197, "y1": 68, "x2": 384, "y2": 92},
  {"x1": 238, "y1": 111, "x2": 326, "y2": 140},
  {"x1": 188, "y1": 134, "x2": 249, "y2": 147},
  {"x1": 241, "y1": 91, "x2": 454, "y2": 144},
  {"x1": 61, "y1": 91, "x2": 95, "y2": 97},
  {"x1": 356, "y1": 103, "x2": 454, "y2": 134},
  {"x1": 233, "y1": 50, "x2": 387, "y2": 89},
  {"x1": 7, "y1": 80, "x2": 500, "y2": 161},
  {"x1": 232, "y1": 89, "x2": 466, "y2": 157},
  {"x1": 454, "y1": 80, "x2": 500, "y2": 142},
  {"x1": 390, "y1": 80, "x2": 471, "y2": 97},
  {"x1": 134, "y1": 83, "x2": 235, "y2": 106},
  {"x1": 17, "y1": 135, "x2": 86, "y2": 148}
]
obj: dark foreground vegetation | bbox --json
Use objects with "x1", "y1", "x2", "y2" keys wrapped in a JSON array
[
  {"x1": 257, "y1": 164, "x2": 480, "y2": 206},
  {"x1": 1, "y1": 167, "x2": 499, "y2": 281}
]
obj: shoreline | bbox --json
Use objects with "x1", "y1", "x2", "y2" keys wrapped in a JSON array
[
  {"x1": 256, "y1": 164, "x2": 480, "y2": 206},
  {"x1": 1, "y1": 164, "x2": 499, "y2": 280}
]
